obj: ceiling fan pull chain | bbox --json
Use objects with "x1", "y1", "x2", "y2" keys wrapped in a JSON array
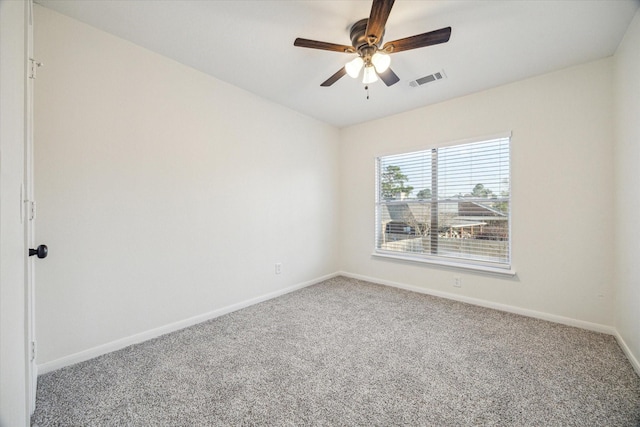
[{"x1": 365, "y1": 85, "x2": 370, "y2": 100}]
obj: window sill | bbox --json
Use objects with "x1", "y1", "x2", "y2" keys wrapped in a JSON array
[{"x1": 372, "y1": 251, "x2": 516, "y2": 277}]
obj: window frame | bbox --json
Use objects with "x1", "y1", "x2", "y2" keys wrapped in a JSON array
[{"x1": 373, "y1": 132, "x2": 514, "y2": 276}]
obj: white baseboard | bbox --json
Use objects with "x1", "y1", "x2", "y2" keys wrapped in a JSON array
[
  {"x1": 37, "y1": 272, "x2": 339, "y2": 375},
  {"x1": 39, "y1": 271, "x2": 638, "y2": 379},
  {"x1": 340, "y1": 272, "x2": 640, "y2": 376},
  {"x1": 614, "y1": 330, "x2": 640, "y2": 377},
  {"x1": 338, "y1": 271, "x2": 616, "y2": 335}
]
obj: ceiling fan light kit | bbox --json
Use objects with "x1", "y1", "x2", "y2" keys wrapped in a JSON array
[
  {"x1": 293, "y1": 0, "x2": 451, "y2": 89},
  {"x1": 371, "y1": 52, "x2": 391, "y2": 73},
  {"x1": 362, "y1": 65, "x2": 379, "y2": 84},
  {"x1": 345, "y1": 56, "x2": 364, "y2": 78}
]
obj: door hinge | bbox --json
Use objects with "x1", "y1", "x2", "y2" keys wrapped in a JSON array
[
  {"x1": 28, "y1": 58, "x2": 43, "y2": 79},
  {"x1": 28, "y1": 200, "x2": 36, "y2": 221},
  {"x1": 30, "y1": 341, "x2": 37, "y2": 362}
]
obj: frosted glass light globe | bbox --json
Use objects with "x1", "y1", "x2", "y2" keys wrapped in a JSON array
[
  {"x1": 362, "y1": 65, "x2": 379, "y2": 84},
  {"x1": 371, "y1": 52, "x2": 391, "y2": 73},
  {"x1": 345, "y1": 57, "x2": 364, "y2": 78}
]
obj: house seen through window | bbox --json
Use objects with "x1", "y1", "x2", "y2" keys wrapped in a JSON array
[{"x1": 375, "y1": 135, "x2": 511, "y2": 271}]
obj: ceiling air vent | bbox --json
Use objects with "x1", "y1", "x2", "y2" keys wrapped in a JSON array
[{"x1": 409, "y1": 70, "x2": 446, "y2": 88}]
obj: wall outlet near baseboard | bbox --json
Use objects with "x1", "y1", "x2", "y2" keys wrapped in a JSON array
[
  {"x1": 275, "y1": 263, "x2": 282, "y2": 275},
  {"x1": 453, "y1": 277, "x2": 462, "y2": 288}
]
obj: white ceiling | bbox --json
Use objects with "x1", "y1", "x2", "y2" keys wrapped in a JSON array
[{"x1": 36, "y1": 0, "x2": 638, "y2": 128}]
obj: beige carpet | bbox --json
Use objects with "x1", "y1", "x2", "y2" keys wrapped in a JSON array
[{"x1": 33, "y1": 276, "x2": 640, "y2": 426}]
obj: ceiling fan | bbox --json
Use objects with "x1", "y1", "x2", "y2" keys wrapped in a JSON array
[{"x1": 294, "y1": 0, "x2": 451, "y2": 87}]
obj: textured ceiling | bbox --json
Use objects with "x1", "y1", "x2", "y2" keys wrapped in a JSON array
[{"x1": 36, "y1": 0, "x2": 639, "y2": 128}]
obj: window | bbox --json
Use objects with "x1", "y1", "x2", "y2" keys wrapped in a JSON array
[{"x1": 375, "y1": 134, "x2": 511, "y2": 273}]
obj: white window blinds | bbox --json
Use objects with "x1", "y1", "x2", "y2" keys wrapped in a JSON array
[{"x1": 375, "y1": 135, "x2": 511, "y2": 269}]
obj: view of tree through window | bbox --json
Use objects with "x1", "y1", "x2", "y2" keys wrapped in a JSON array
[
  {"x1": 375, "y1": 136, "x2": 511, "y2": 269},
  {"x1": 381, "y1": 165, "x2": 414, "y2": 199}
]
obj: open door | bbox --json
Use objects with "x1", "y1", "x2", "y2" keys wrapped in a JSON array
[
  {"x1": 25, "y1": 0, "x2": 45, "y2": 414},
  {"x1": 0, "y1": 1, "x2": 36, "y2": 423}
]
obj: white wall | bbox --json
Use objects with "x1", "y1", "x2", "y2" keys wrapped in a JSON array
[
  {"x1": 0, "y1": 1, "x2": 29, "y2": 425},
  {"x1": 339, "y1": 59, "x2": 615, "y2": 328},
  {"x1": 614, "y1": 9, "x2": 640, "y2": 371},
  {"x1": 34, "y1": 6, "x2": 340, "y2": 365}
]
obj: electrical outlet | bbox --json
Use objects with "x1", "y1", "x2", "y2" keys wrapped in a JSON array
[
  {"x1": 453, "y1": 277, "x2": 462, "y2": 288},
  {"x1": 275, "y1": 263, "x2": 282, "y2": 275}
]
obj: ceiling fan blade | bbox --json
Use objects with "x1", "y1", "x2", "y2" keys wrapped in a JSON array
[
  {"x1": 382, "y1": 27, "x2": 452, "y2": 53},
  {"x1": 320, "y1": 67, "x2": 347, "y2": 87},
  {"x1": 378, "y1": 67, "x2": 400, "y2": 86},
  {"x1": 294, "y1": 38, "x2": 355, "y2": 53},
  {"x1": 365, "y1": 0, "x2": 395, "y2": 45}
]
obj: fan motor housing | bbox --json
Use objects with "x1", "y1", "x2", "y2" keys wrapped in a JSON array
[{"x1": 350, "y1": 18, "x2": 384, "y2": 50}]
